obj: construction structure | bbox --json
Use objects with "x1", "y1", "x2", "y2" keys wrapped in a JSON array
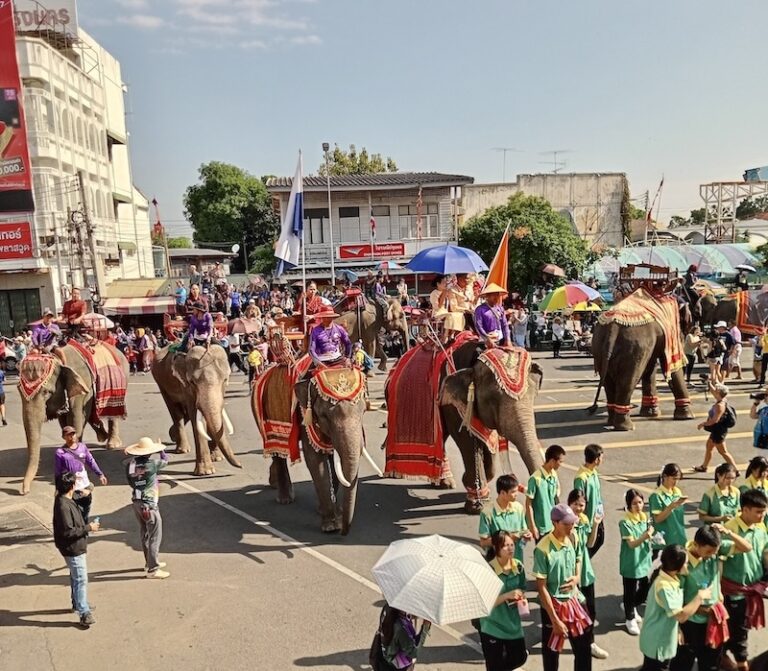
[{"x1": 699, "y1": 180, "x2": 768, "y2": 244}]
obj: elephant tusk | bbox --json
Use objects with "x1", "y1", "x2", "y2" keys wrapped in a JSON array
[
  {"x1": 361, "y1": 445, "x2": 384, "y2": 477},
  {"x1": 196, "y1": 410, "x2": 212, "y2": 441},
  {"x1": 222, "y1": 408, "x2": 234, "y2": 436},
  {"x1": 333, "y1": 450, "x2": 352, "y2": 488},
  {"x1": 500, "y1": 448, "x2": 513, "y2": 475}
]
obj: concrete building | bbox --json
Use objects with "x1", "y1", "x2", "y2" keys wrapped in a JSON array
[
  {"x1": 462, "y1": 172, "x2": 629, "y2": 249},
  {"x1": 266, "y1": 172, "x2": 473, "y2": 280},
  {"x1": 0, "y1": 15, "x2": 153, "y2": 333}
]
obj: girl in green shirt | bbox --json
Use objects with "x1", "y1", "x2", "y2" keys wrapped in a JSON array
[
  {"x1": 620, "y1": 488, "x2": 655, "y2": 636},
  {"x1": 373, "y1": 604, "x2": 431, "y2": 671},
  {"x1": 479, "y1": 530, "x2": 529, "y2": 671},
  {"x1": 739, "y1": 456, "x2": 768, "y2": 496},
  {"x1": 649, "y1": 463, "x2": 688, "y2": 558},
  {"x1": 698, "y1": 463, "x2": 740, "y2": 523},
  {"x1": 638, "y1": 544, "x2": 711, "y2": 671}
]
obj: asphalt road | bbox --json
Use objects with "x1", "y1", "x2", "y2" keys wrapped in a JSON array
[{"x1": 1, "y1": 350, "x2": 767, "y2": 671}]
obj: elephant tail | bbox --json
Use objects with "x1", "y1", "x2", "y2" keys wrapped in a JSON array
[{"x1": 588, "y1": 324, "x2": 619, "y2": 415}]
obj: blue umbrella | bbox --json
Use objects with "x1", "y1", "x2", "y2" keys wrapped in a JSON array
[
  {"x1": 335, "y1": 269, "x2": 359, "y2": 283},
  {"x1": 406, "y1": 244, "x2": 489, "y2": 274}
]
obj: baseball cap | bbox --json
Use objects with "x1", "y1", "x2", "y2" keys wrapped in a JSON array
[
  {"x1": 551, "y1": 503, "x2": 579, "y2": 524},
  {"x1": 62, "y1": 426, "x2": 77, "y2": 436}
]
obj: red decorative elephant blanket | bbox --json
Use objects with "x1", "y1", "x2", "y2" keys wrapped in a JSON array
[
  {"x1": 597, "y1": 288, "x2": 684, "y2": 378},
  {"x1": 68, "y1": 340, "x2": 127, "y2": 421}
]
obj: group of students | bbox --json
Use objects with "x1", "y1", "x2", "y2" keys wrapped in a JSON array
[{"x1": 470, "y1": 444, "x2": 768, "y2": 671}]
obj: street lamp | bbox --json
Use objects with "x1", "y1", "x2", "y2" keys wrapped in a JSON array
[{"x1": 322, "y1": 142, "x2": 335, "y2": 281}]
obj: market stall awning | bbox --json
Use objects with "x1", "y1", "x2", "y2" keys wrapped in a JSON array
[{"x1": 101, "y1": 297, "x2": 174, "y2": 315}]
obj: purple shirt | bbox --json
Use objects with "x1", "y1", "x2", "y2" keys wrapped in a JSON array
[
  {"x1": 309, "y1": 323, "x2": 352, "y2": 363},
  {"x1": 189, "y1": 312, "x2": 213, "y2": 340},
  {"x1": 54, "y1": 442, "x2": 103, "y2": 490},
  {"x1": 474, "y1": 303, "x2": 510, "y2": 343},
  {"x1": 32, "y1": 321, "x2": 61, "y2": 348}
]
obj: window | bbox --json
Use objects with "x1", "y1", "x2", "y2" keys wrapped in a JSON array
[
  {"x1": 338, "y1": 206, "x2": 360, "y2": 242},
  {"x1": 398, "y1": 203, "x2": 439, "y2": 238},
  {"x1": 304, "y1": 208, "x2": 329, "y2": 245},
  {"x1": 371, "y1": 205, "x2": 392, "y2": 239}
]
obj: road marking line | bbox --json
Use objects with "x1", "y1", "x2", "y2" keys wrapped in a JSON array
[
  {"x1": 168, "y1": 477, "x2": 482, "y2": 654},
  {"x1": 561, "y1": 432, "x2": 752, "y2": 452}
]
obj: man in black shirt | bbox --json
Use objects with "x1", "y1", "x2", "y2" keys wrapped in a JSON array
[{"x1": 53, "y1": 471, "x2": 100, "y2": 627}]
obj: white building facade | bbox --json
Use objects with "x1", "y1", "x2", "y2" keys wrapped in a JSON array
[{"x1": 0, "y1": 15, "x2": 153, "y2": 333}]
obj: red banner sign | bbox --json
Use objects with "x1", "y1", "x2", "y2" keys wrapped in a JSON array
[
  {"x1": 338, "y1": 243, "x2": 405, "y2": 260},
  {"x1": 0, "y1": 0, "x2": 35, "y2": 213},
  {"x1": 0, "y1": 220, "x2": 33, "y2": 259}
]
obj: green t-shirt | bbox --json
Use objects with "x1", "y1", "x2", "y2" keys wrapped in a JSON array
[
  {"x1": 680, "y1": 540, "x2": 734, "y2": 624},
  {"x1": 722, "y1": 515, "x2": 768, "y2": 598},
  {"x1": 573, "y1": 513, "x2": 595, "y2": 587},
  {"x1": 619, "y1": 512, "x2": 653, "y2": 579},
  {"x1": 533, "y1": 532, "x2": 579, "y2": 602},
  {"x1": 573, "y1": 465, "x2": 603, "y2": 525},
  {"x1": 739, "y1": 475, "x2": 768, "y2": 496},
  {"x1": 479, "y1": 500, "x2": 527, "y2": 562},
  {"x1": 649, "y1": 485, "x2": 687, "y2": 549},
  {"x1": 479, "y1": 558, "x2": 526, "y2": 640},
  {"x1": 526, "y1": 467, "x2": 560, "y2": 536},
  {"x1": 698, "y1": 485, "x2": 740, "y2": 521},
  {"x1": 638, "y1": 572, "x2": 684, "y2": 661}
]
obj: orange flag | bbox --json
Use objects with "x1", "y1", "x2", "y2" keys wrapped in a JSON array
[{"x1": 482, "y1": 225, "x2": 509, "y2": 294}]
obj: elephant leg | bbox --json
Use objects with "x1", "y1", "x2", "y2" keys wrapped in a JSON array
[
  {"x1": 301, "y1": 442, "x2": 340, "y2": 532},
  {"x1": 669, "y1": 368, "x2": 694, "y2": 420},
  {"x1": 209, "y1": 438, "x2": 222, "y2": 462},
  {"x1": 269, "y1": 457, "x2": 295, "y2": 504},
  {"x1": 639, "y1": 362, "x2": 660, "y2": 418},
  {"x1": 602, "y1": 376, "x2": 617, "y2": 428},
  {"x1": 68, "y1": 396, "x2": 89, "y2": 441},
  {"x1": 375, "y1": 339, "x2": 388, "y2": 371},
  {"x1": 443, "y1": 405, "x2": 488, "y2": 514},
  {"x1": 161, "y1": 390, "x2": 190, "y2": 454},
  {"x1": 106, "y1": 419, "x2": 123, "y2": 449},
  {"x1": 609, "y1": 373, "x2": 636, "y2": 432}
]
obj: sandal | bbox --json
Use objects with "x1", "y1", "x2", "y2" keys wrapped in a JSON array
[{"x1": 693, "y1": 465, "x2": 707, "y2": 473}]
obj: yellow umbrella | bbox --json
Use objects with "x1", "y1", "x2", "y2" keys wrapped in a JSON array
[{"x1": 571, "y1": 301, "x2": 602, "y2": 312}]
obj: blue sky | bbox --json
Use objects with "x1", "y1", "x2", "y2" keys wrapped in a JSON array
[{"x1": 77, "y1": 0, "x2": 768, "y2": 237}]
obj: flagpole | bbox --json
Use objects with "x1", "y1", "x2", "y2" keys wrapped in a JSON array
[
  {"x1": 369, "y1": 191, "x2": 375, "y2": 263},
  {"x1": 300, "y1": 150, "x2": 307, "y2": 336}
]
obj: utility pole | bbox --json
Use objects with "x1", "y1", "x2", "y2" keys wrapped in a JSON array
[
  {"x1": 78, "y1": 170, "x2": 107, "y2": 309},
  {"x1": 67, "y1": 205, "x2": 85, "y2": 288}
]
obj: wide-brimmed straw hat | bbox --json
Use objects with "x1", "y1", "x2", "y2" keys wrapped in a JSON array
[
  {"x1": 479, "y1": 282, "x2": 508, "y2": 297},
  {"x1": 125, "y1": 437, "x2": 165, "y2": 457}
]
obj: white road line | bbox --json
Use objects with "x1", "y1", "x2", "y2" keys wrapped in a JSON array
[{"x1": 168, "y1": 477, "x2": 482, "y2": 654}]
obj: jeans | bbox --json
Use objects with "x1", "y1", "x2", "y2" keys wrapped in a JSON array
[
  {"x1": 540, "y1": 606, "x2": 592, "y2": 671},
  {"x1": 65, "y1": 554, "x2": 90, "y2": 616},
  {"x1": 132, "y1": 501, "x2": 163, "y2": 572}
]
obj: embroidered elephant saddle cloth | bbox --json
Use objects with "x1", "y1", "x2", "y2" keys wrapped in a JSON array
[
  {"x1": 69, "y1": 340, "x2": 127, "y2": 420},
  {"x1": 19, "y1": 355, "x2": 56, "y2": 400},
  {"x1": 597, "y1": 288, "x2": 684, "y2": 376},
  {"x1": 311, "y1": 366, "x2": 366, "y2": 404},
  {"x1": 735, "y1": 290, "x2": 768, "y2": 336},
  {"x1": 478, "y1": 347, "x2": 530, "y2": 400}
]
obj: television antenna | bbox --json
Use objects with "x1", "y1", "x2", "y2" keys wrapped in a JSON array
[
  {"x1": 539, "y1": 149, "x2": 572, "y2": 174},
  {"x1": 491, "y1": 147, "x2": 523, "y2": 182}
]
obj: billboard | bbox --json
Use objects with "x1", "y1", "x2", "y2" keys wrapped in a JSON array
[
  {"x1": 338, "y1": 243, "x2": 405, "y2": 260},
  {"x1": 0, "y1": 0, "x2": 35, "y2": 213},
  {"x1": 12, "y1": 0, "x2": 78, "y2": 35},
  {"x1": 0, "y1": 220, "x2": 33, "y2": 259}
]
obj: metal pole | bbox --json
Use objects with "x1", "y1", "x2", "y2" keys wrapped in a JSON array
[
  {"x1": 323, "y1": 145, "x2": 335, "y2": 281},
  {"x1": 78, "y1": 170, "x2": 107, "y2": 306},
  {"x1": 53, "y1": 216, "x2": 65, "y2": 296}
]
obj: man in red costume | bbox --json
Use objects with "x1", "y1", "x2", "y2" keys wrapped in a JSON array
[{"x1": 61, "y1": 287, "x2": 87, "y2": 338}]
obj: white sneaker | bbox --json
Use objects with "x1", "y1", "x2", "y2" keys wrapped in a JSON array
[
  {"x1": 635, "y1": 613, "x2": 643, "y2": 623},
  {"x1": 146, "y1": 569, "x2": 170, "y2": 579},
  {"x1": 144, "y1": 562, "x2": 167, "y2": 572},
  {"x1": 625, "y1": 618, "x2": 640, "y2": 635},
  {"x1": 590, "y1": 643, "x2": 609, "y2": 659}
]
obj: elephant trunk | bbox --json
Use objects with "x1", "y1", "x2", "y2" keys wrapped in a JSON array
[
  {"x1": 198, "y1": 392, "x2": 242, "y2": 469},
  {"x1": 498, "y1": 396, "x2": 544, "y2": 475},
  {"x1": 336, "y1": 425, "x2": 362, "y2": 536},
  {"x1": 21, "y1": 405, "x2": 43, "y2": 495}
]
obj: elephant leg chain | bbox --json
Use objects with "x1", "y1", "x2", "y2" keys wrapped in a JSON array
[{"x1": 326, "y1": 454, "x2": 337, "y2": 506}]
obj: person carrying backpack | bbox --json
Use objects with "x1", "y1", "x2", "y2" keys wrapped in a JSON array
[{"x1": 694, "y1": 381, "x2": 738, "y2": 475}]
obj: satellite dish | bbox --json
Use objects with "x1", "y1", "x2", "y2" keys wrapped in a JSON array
[{"x1": 231, "y1": 244, "x2": 241, "y2": 253}]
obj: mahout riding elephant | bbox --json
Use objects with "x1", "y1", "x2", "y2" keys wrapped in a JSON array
[
  {"x1": 384, "y1": 339, "x2": 543, "y2": 515},
  {"x1": 18, "y1": 342, "x2": 128, "y2": 495},
  {"x1": 252, "y1": 363, "x2": 371, "y2": 535},
  {"x1": 591, "y1": 292, "x2": 694, "y2": 431},
  {"x1": 151, "y1": 345, "x2": 241, "y2": 476},
  {"x1": 335, "y1": 297, "x2": 408, "y2": 371}
]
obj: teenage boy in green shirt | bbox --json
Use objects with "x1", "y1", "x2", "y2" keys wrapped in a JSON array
[
  {"x1": 526, "y1": 444, "x2": 565, "y2": 543},
  {"x1": 479, "y1": 473, "x2": 531, "y2": 562},
  {"x1": 670, "y1": 524, "x2": 752, "y2": 671},
  {"x1": 573, "y1": 443, "x2": 605, "y2": 557},
  {"x1": 720, "y1": 488, "x2": 768, "y2": 671}
]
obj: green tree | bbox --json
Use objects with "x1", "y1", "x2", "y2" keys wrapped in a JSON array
[
  {"x1": 668, "y1": 215, "x2": 688, "y2": 228},
  {"x1": 184, "y1": 161, "x2": 279, "y2": 272},
  {"x1": 628, "y1": 203, "x2": 646, "y2": 220},
  {"x1": 689, "y1": 208, "x2": 706, "y2": 225},
  {"x1": 249, "y1": 243, "x2": 276, "y2": 274},
  {"x1": 167, "y1": 236, "x2": 192, "y2": 248},
  {"x1": 736, "y1": 195, "x2": 768, "y2": 220},
  {"x1": 459, "y1": 192, "x2": 593, "y2": 292},
  {"x1": 318, "y1": 144, "x2": 397, "y2": 176}
]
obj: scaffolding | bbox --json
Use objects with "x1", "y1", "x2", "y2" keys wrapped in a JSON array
[{"x1": 699, "y1": 181, "x2": 768, "y2": 243}]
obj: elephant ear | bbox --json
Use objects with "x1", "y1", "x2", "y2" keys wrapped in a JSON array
[
  {"x1": 530, "y1": 362, "x2": 544, "y2": 391},
  {"x1": 439, "y1": 368, "x2": 474, "y2": 417},
  {"x1": 170, "y1": 353, "x2": 189, "y2": 387},
  {"x1": 294, "y1": 379, "x2": 310, "y2": 410},
  {"x1": 60, "y1": 366, "x2": 89, "y2": 398}
]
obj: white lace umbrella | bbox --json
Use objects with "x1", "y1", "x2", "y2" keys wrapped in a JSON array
[{"x1": 371, "y1": 534, "x2": 502, "y2": 625}]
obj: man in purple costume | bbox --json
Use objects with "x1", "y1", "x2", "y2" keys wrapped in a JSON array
[
  {"x1": 54, "y1": 426, "x2": 108, "y2": 522},
  {"x1": 309, "y1": 309, "x2": 352, "y2": 366},
  {"x1": 474, "y1": 282, "x2": 512, "y2": 349},
  {"x1": 187, "y1": 301, "x2": 214, "y2": 350}
]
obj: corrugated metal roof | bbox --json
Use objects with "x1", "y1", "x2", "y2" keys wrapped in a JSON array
[
  {"x1": 168, "y1": 248, "x2": 236, "y2": 258},
  {"x1": 105, "y1": 278, "x2": 168, "y2": 298},
  {"x1": 266, "y1": 171, "x2": 474, "y2": 191}
]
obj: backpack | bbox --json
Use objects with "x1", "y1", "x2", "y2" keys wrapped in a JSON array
[{"x1": 720, "y1": 404, "x2": 737, "y2": 429}]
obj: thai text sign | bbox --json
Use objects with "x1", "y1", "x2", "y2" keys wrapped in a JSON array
[
  {"x1": 338, "y1": 243, "x2": 405, "y2": 259},
  {"x1": 0, "y1": 220, "x2": 34, "y2": 259},
  {"x1": 12, "y1": 0, "x2": 78, "y2": 35}
]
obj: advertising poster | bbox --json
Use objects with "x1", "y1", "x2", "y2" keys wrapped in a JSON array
[
  {"x1": 0, "y1": 220, "x2": 33, "y2": 259},
  {"x1": 0, "y1": 0, "x2": 35, "y2": 213}
]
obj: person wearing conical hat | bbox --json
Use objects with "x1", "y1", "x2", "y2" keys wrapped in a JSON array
[
  {"x1": 308, "y1": 308, "x2": 352, "y2": 366},
  {"x1": 474, "y1": 283, "x2": 512, "y2": 349}
]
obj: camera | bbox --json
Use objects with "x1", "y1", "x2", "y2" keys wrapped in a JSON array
[{"x1": 750, "y1": 392, "x2": 767, "y2": 402}]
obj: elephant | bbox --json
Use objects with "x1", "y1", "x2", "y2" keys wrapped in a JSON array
[
  {"x1": 335, "y1": 297, "x2": 408, "y2": 371},
  {"x1": 18, "y1": 342, "x2": 128, "y2": 495},
  {"x1": 151, "y1": 345, "x2": 242, "y2": 476},
  {"x1": 592, "y1": 315, "x2": 694, "y2": 431},
  {"x1": 699, "y1": 293, "x2": 738, "y2": 328},
  {"x1": 387, "y1": 340, "x2": 544, "y2": 514},
  {"x1": 253, "y1": 363, "x2": 371, "y2": 535}
]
